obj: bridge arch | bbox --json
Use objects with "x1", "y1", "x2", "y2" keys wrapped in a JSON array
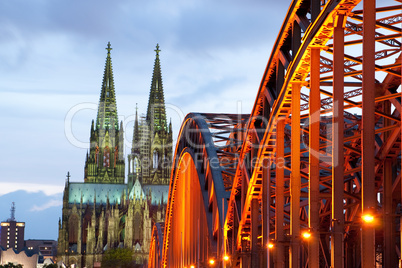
[
  {"x1": 149, "y1": 222, "x2": 164, "y2": 268},
  {"x1": 162, "y1": 113, "x2": 248, "y2": 267},
  {"x1": 154, "y1": 0, "x2": 402, "y2": 267}
]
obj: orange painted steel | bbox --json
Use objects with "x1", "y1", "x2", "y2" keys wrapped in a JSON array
[{"x1": 150, "y1": 0, "x2": 402, "y2": 267}]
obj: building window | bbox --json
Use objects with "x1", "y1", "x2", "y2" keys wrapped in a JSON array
[
  {"x1": 153, "y1": 150, "x2": 159, "y2": 169},
  {"x1": 103, "y1": 147, "x2": 110, "y2": 167},
  {"x1": 134, "y1": 157, "x2": 140, "y2": 174}
]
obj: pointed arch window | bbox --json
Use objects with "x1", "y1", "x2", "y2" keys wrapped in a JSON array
[
  {"x1": 114, "y1": 146, "x2": 118, "y2": 167},
  {"x1": 103, "y1": 147, "x2": 110, "y2": 167},
  {"x1": 68, "y1": 215, "x2": 79, "y2": 244},
  {"x1": 134, "y1": 157, "x2": 140, "y2": 174},
  {"x1": 130, "y1": 157, "x2": 134, "y2": 173},
  {"x1": 153, "y1": 150, "x2": 159, "y2": 169},
  {"x1": 95, "y1": 146, "x2": 99, "y2": 166}
]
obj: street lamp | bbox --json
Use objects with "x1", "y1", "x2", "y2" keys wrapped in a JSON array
[
  {"x1": 362, "y1": 213, "x2": 375, "y2": 224},
  {"x1": 302, "y1": 231, "x2": 312, "y2": 240}
]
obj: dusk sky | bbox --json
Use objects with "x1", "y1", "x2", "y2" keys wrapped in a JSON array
[{"x1": 0, "y1": 0, "x2": 290, "y2": 239}]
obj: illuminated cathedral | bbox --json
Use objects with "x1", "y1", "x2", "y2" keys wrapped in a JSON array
[{"x1": 57, "y1": 43, "x2": 172, "y2": 267}]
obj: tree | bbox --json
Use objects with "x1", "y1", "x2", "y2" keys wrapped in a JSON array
[
  {"x1": 0, "y1": 263, "x2": 23, "y2": 268},
  {"x1": 101, "y1": 248, "x2": 135, "y2": 268}
]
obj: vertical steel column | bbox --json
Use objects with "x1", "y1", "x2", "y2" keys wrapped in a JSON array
[
  {"x1": 276, "y1": 118, "x2": 285, "y2": 268},
  {"x1": 290, "y1": 83, "x2": 301, "y2": 267},
  {"x1": 251, "y1": 198, "x2": 259, "y2": 267},
  {"x1": 383, "y1": 99, "x2": 395, "y2": 267},
  {"x1": 309, "y1": 47, "x2": 320, "y2": 268},
  {"x1": 310, "y1": 0, "x2": 320, "y2": 22},
  {"x1": 332, "y1": 13, "x2": 345, "y2": 268},
  {"x1": 383, "y1": 158, "x2": 395, "y2": 267},
  {"x1": 277, "y1": 61, "x2": 285, "y2": 97},
  {"x1": 398, "y1": 29, "x2": 402, "y2": 268},
  {"x1": 292, "y1": 21, "x2": 301, "y2": 61},
  {"x1": 263, "y1": 158, "x2": 270, "y2": 267},
  {"x1": 361, "y1": 0, "x2": 376, "y2": 267}
]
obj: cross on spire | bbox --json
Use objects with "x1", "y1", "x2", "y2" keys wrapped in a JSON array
[
  {"x1": 154, "y1": 43, "x2": 161, "y2": 56},
  {"x1": 66, "y1": 171, "x2": 71, "y2": 182},
  {"x1": 106, "y1": 42, "x2": 113, "y2": 54}
]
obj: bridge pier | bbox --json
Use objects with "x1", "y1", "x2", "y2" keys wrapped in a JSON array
[
  {"x1": 332, "y1": 12, "x2": 346, "y2": 268},
  {"x1": 275, "y1": 118, "x2": 285, "y2": 268},
  {"x1": 290, "y1": 83, "x2": 301, "y2": 267},
  {"x1": 361, "y1": 0, "x2": 376, "y2": 267},
  {"x1": 309, "y1": 47, "x2": 321, "y2": 268}
]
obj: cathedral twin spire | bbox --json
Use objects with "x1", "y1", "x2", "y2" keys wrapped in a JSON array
[{"x1": 88, "y1": 42, "x2": 171, "y2": 185}]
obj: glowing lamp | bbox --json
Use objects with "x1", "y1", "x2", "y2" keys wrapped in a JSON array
[
  {"x1": 302, "y1": 231, "x2": 311, "y2": 239},
  {"x1": 209, "y1": 259, "x2": 215, "y2": 265},
  {"x1": 223, "y1": 255, "x2": 230, "y2": 261},
  {"x1": 362, "y1": 214, "x2": 375, "y2": 223},
  {"x1": 268, "y1": 243, "x2": 274, "y2": 249},
  {"x1": 190, "y1": 265, "x2": 195, "y2": 268}
]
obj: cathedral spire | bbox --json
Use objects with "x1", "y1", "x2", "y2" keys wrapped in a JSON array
[
  {"x1": 96, "y1": 42, "x2": 119, "y2": 130},
  {"x1": 146, "y1": 43, "x2": 167, "y2": 132},
  {"x1": 132, "y1": 103, "x2": 140, "y2": 150}
]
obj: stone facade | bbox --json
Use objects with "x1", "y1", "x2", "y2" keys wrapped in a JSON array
[{"x1": 57, "y1": 43, "x2": 171, "y2": 268}]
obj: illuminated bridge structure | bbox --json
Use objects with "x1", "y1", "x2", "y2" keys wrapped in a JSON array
[{"x1": 149, "y1": 0, "x2": 402, "y2": 267}]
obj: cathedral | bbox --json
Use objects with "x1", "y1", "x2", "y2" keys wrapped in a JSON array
[{"x1": 57, "y1": 43, "x2": 172, "y2": 268}]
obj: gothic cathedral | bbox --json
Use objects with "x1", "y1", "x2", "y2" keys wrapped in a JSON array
[{"x1": 57, "y1": 43, "x2": 172, "y2": 268}]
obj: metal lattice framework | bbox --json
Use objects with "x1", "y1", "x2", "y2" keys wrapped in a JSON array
[
  {"x1": 149, "y1": 222, "x2": 164, "y2": 268},
  {"x1": 151, "y1": 0, "x2": 402, "y2": 267},
  {"x1": 161, "y1": 113, "x2": 249, "y2": 267}
]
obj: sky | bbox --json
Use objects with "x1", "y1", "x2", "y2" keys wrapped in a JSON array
[{"x1": 0, "y1": 0, "x2": 291, "y2": 239}]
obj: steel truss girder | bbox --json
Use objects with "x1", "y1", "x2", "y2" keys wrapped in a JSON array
[
  {"x1": 161, "y1": 113, "x2": 248, "y2": 267},
  {"x1": 157, "y1": 0, "x2": 402, "y2": 267},
  {"x1": 224, "y1": 0, "x2": 402, "y2": 267}
]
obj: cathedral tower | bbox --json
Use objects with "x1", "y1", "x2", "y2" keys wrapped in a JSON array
[
  {"x1": 128, "y1": 44, "x2": 172, "y2": 187},
  {"x1": 58, "y1": 43, "x2": 170, "y2": 268},
  {"x1": 85, "y1": 42, "x2": 125, "y2": 184}
]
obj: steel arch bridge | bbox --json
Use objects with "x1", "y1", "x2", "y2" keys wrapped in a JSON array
[{"x1": 149, "y1": 0, "x2": 402, "y2": 267}]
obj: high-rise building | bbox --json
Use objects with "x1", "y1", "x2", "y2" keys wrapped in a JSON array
[
  {"x1": 0, "y1": 203, "x2": 25, "y2": 252},
  {"x1": 57, "y1": 43, "x2": 172, "y2": 268}
]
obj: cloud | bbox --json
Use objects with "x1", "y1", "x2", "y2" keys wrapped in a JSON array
[
  {"x1": 0, "y1": 183, "x2": 63, "y2": 197},
  {"x1": 30, "y1": 199, "x2": 62, "y2": 212}
]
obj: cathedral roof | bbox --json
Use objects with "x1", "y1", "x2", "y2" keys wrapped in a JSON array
[
  {"x1": 128, "y1": 179, "x2": 145, "y2": 199},
  {"x1": 142, "y1": 185, "x2": 169, "y2": 205},
  {"x1": 146, "y1": 44, "x2": 167, "y2": 131},
  {"x1": 68, "y1": 182, "x2": 126, "y2": 205},
  {"x1": 96, "y1": 42, "x2": 119, "y2": 130},
  {"x1": 128, "y1": 179, "x2": 169, "y2": 205}
]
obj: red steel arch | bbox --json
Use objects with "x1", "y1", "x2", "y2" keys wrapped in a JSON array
[
  {"x1": 162, "y1": 113, "x2": 248, "y2": 267},
  {"x1": 149, "y1": 222, "x2": 164, "y2": 268},
  {"x1": 153, "y1": 0, "x2": 402, "y2": 267}
]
